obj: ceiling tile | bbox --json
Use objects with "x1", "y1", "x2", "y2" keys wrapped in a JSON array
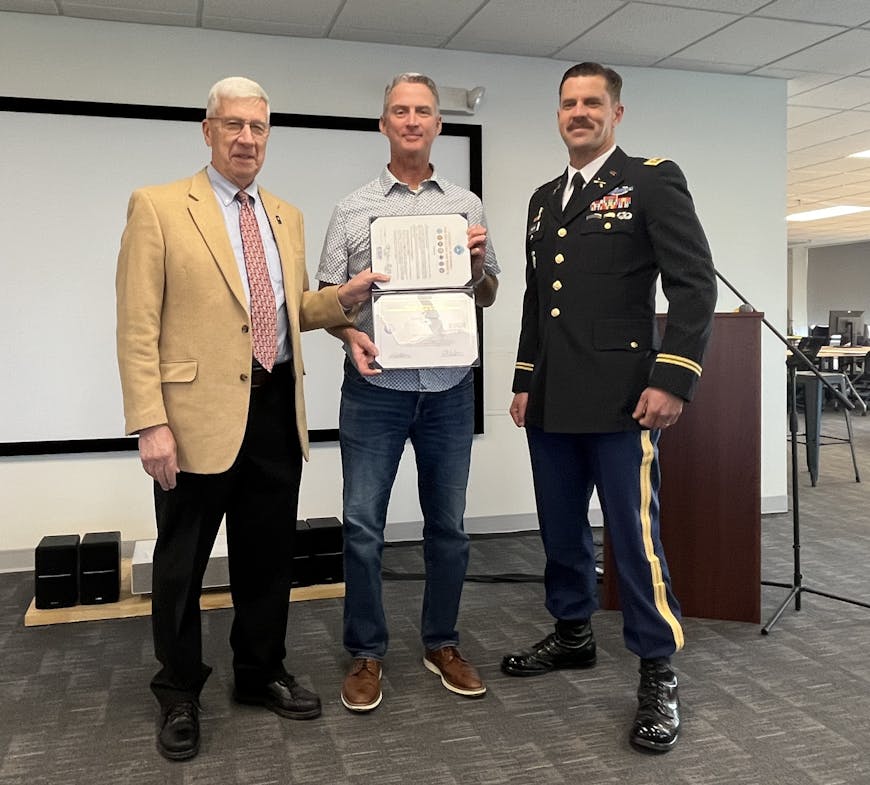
[
  {"x1": 203, "y1": 0, "x2": 343, "y2": 36},
  {"x1": 654, "y1": 57, "x2": 753, "y2": 74},
  {"x1": 788, "y1": 111, "x2": 870, "y2": 151},
  {"x1": 755, "y1": 0, "x2": 870, "y2": 26},
  {"x1": 0, "y1": 1, "x2": 57, "y2": 11},
  {"x1": 332, "y1": 0, "x2": 481, "y2": 37},
  {"x1": 788, "y1": 76, "x2": 870, "y2": 110},
  {"x1": 788, "y1": 106, "x2": 839, "y2": 127},
  {"x1": 556, "y1": 3, "x2": 737, "y2": 63},
  {"x1": 446, "y1": 0, "x2": 623, "y2": 57},
  {"x1": 640, "y1": 0, "x2": 767, "y2": 11},
  {"x1": 329, "y1": 27, "x2": 448, "y2": 47},
  {"x1": 669, "y1": 17, "x2": 845, "y2": 68},
  {"x1": 771, "y1": 29, "x2": 870, "y2": 74},
  {"x1": 60, "y1": 2, "x2": 197, "y2": 25},
  {"x1": 62, "y1": 0, "x2": 197, "y2": 9}
]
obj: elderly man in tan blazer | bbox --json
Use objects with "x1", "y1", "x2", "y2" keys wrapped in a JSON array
[{"x1": 116, "y1": 76, "x2": 385, "y2": 762}]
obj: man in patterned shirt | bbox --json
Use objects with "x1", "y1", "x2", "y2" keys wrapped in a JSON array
[{"x1": 317, "y1": 72, "x2": 500, "y2": 713}]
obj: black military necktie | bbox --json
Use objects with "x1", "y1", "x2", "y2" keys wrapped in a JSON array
[{"x1": 563, "y1": 172, "x2": 585, "y2": 215}]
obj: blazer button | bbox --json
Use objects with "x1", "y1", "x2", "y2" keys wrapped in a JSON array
[
  {"x1": 554, "y1": 253, "x2": 564, "y2": 264},
  {"x1": 241, "y1": 325, "x2": 249, "y2": 333},
  {"x1": 551, "y1": 307, "x2": 560, "y2": 317},
  {"x1": 557, "y1": 228, "x2": 567, "y2": 237},
  {"x1": 240, "y1": 373, "x2": 249, "y2": 382},
  {"x1": 630, "y1": 341, "x2": 639, "y2": 349},
  {"x1": 552, "y1": 280, "x2": 562, "y2": 291}
]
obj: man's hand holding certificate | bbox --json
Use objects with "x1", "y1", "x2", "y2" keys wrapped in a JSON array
[{"x1": 369, "y1": 213, "x2": 479, "y2": 370}]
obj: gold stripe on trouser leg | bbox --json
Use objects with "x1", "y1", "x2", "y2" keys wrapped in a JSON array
[{"x1": 639, "y1": 430, "x2": 684, "y2": 652}]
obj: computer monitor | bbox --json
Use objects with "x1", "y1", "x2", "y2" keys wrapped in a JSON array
[
  {"x1": 810, "y1": 324, "x2": 830, "y2": 340},
  {"x1": 828, "y1": 310, "x2": 864, "y2": 346}
]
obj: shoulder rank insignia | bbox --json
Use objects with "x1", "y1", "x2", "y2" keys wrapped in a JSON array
[{"x1": 643, "y1": 157, "x2": 669, "y2": 166}]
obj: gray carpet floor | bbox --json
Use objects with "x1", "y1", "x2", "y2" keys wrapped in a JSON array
[{"x1": 2, "y1": 406, "x2": 870, "y2": 784}]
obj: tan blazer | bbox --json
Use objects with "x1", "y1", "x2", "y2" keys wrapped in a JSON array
[{"x1": 116, "y1": 168, "x2": 352, "y2": 473}]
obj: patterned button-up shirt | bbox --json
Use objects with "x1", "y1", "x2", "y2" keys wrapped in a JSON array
[{"x1": 317, "y1": 166, "x2": 500, "y2": 392}]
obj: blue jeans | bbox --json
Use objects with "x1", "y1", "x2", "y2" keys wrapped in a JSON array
[{"x1": 339, "y1": 365, "x2": 474, "y2": 659}]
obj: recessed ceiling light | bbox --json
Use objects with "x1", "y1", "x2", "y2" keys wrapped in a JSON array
[
  {"x1": 786, "y1": 205, "x2": 870, "y2": 222},
  {"x1": 848, "y1": 149, "x2": 870, "y2": 159}
]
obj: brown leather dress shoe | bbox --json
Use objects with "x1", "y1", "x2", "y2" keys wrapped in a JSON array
[
  {"x1": 423, "y1": 646, "x2": 486, "y2": 697},
  {"x1": 341, "y1": 658, "x2": 382, "y2": 712}
]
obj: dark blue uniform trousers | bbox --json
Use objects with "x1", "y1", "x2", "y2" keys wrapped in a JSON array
[{"x1": 526, "y1": 426, "x2": 683, "y2": 660}]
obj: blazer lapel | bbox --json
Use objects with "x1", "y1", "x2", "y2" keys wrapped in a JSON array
[{"x1": 187, "y1": 168, "x2": 248, "y2": 312}]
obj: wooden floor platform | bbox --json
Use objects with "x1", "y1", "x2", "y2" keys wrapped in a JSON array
[{"x1": 24, "y1": 558, "x2": 345, "y2": 627}]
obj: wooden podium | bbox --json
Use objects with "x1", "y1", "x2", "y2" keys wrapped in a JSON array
[{"x1": 602, "y1": 312, "x2": 762, "y2": 623}]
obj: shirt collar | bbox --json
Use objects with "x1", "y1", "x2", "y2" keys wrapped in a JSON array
[
  {"x1": 569, "y1": 144, "x2": 617, "y2": 188},
  {"x1": 378, "y1": 165, "x2": 444, "y2": 196},
  {"x1": 207, "y1": 164, "x2": 259, "y2": 206}
]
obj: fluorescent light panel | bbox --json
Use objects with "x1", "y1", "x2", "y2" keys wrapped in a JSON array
[
  {"x1": 848, "y1": 149, "x2": 870, "y2": 158},
  {"x1": 786, "y1": 205, "x2": 870, "y2": 222}
]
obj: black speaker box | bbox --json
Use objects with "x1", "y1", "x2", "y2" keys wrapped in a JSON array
[
  {"x1": 311, "y1": 551, "x2": 343, "y2": 584},
  {"x1": 79, "y1": 531, "x2": 121, "y2": 604},
  {"x1": 305, "y1": 517, "x2": 343, "y2": 555},
  {"x1": 292, "y1": 520, "x2": 313, "y2": 587},
  {"x1": 34, "y1": 534, "x2": 80, "y2": 609}
]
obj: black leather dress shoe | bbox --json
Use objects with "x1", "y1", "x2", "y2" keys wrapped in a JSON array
[
  {"x1": 501, "y1": 622, "x2": 597, "y2": 676},
  {"x1": 156, "y1": 700, "x2": 200, "y2": 761},
  {"x1": 234, "y1": 675, "x2": 322, "y2": 720},
  {"x1": 630, "y1": 658, "x2": 680, "y2": 753}
]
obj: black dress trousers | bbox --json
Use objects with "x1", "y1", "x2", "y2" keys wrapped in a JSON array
[{"x1": 149, "y1": 362, "x2": 302, "y2": 708}]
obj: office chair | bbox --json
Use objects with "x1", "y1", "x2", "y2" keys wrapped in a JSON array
[{"x1": 852, "y1": 350, "x2": 870, "y2": 403}]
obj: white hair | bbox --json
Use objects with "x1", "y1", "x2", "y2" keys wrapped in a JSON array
[{"x1": 206, "y1": 76, "x2": 270, "y2": 119}]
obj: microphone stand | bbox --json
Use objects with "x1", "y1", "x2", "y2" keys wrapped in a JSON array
[{"x1": 712, "y1": 270, "x2": 870, "y2": 634}]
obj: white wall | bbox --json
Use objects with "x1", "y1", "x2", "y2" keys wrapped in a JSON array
[
  {"x1": 807, "y1": 241, "x2": 870, "y2": 327},
  {"x1": 0, "y1": 12, "x2": 788, "y2": 567}
]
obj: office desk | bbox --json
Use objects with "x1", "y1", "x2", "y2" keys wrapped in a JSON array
[
  {"x1": 816, "y1": 346, "x2": 869, "y2": 359},
  {"x1": 816, "y1": 345, "x2": 868, "y2": 372}
]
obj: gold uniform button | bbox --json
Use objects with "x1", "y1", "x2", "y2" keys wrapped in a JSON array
[
  {"x1": 604, "y1": 222, "x2": 612, "y2": 229},
  {"x1": 557, "y1": 227, "x2": 567, "y2": 237},
  {"x1": 552, "y1": 280, "x2": 562, "y2": 291},
  {"x1": 554, "y1": 253, "x2": 564, "y2": 263},
  {"x1": 551, "y1": 307, "x2": 560, "y2": 317},
  {"x1": 630, "y1": 341, "x2": 639, "y2": 349}
]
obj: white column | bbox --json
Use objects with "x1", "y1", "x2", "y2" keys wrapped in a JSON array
[{"x1": 788, "y1": 245, "x2": 809, "y2": 335}]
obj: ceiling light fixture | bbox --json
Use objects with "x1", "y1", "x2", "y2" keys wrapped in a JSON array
[
  {"x1": 786, "y1": 205, "x2": 870, "y2": 222},
  {"x1": 848, "y1": 149, "x2": 870, "y2": 158}
]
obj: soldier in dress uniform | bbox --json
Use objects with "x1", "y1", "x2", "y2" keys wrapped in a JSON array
[{"x1": 501, "y1": 62, "x2": 717, "y2": 753}]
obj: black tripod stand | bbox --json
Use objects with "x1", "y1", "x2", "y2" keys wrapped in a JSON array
[{"x1": 712, "y1": 270, "x2": 870, "y2": 634}]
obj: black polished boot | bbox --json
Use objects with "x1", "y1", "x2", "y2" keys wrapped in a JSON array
[
  {"x1": 501, "y1": 620, "x2": 596, "y2": 676},
  {"x1": 629, "y1": 658, "x2": 680, "y2": 753}
]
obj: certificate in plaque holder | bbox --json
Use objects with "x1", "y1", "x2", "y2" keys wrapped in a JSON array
[{"x1": 369, "y1": 213, "x2": 479, "y2": 370}]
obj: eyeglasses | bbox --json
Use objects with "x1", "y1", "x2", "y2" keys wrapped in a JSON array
[{"x1": 210, "y1": 117, "x2": 270, "y2": 138}]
